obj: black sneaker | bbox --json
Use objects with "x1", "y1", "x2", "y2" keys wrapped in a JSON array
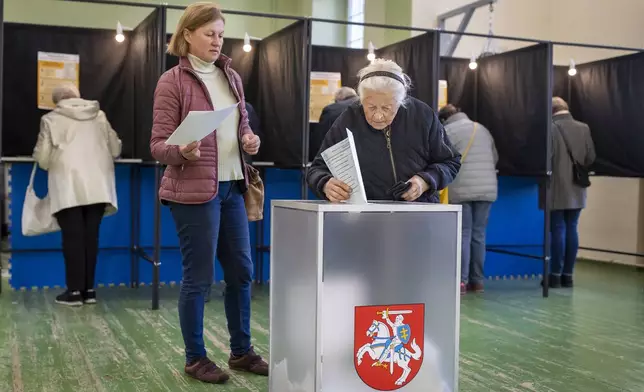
[
  {"x1": 83, "y1": 290, "x2": 97, "y2": 304},
  {"x1": 561, "y1": 275, "x2": 574, "y2": 288},
  {"x1": 55, "y1": 290, "x2": 83, "y2": 306}
]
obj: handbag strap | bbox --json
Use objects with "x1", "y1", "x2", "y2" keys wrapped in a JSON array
[
  {"x1": 461, "y1": 123, "x2": 478, "y2": 163},
  {"x1": 28, "y1": 163, "x2": 38, "y2": 189},
  {"x1": 553, "y1": 122, "x2": 578, "y2": 165}
]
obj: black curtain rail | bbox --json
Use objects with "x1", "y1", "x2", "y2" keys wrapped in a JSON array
[
  {"x1": 551, "y1": 40, "x2": 643, "y2": 53},
  {"x1": 59, "y1": 0, "x2": 160, "y2": 9},
  {"x1": 309, "y1": 17, "x2": 434, "y2": 34},
  {"x1": 488, "y1": 244, "x2": 543, "y2": 249},
  {"x1": 3, "y1": 246, "x2": 131, "y2": 253},
  {"x1": 486, "y1": 248, "x2": 543, "y2": 261},
  {"x1": 439, "y1": 29, "x2": 548, "y2": 45},
  {"x1": 579, "y1": 246, "x2": 644, "y2": 259},
  {"x1": 164, "y1": 3, "x2": 306, "y2": 21}
]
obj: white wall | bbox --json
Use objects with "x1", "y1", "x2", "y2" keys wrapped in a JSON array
[{"x1": 412, "y1": 0, "x2": 644, "y2": 266}]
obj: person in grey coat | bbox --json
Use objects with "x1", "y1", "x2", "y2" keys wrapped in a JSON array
[
  {"x1": 545, "y1": 97, "x2": 596, "y2": 288},
  {"x1": 439, "y1": 104, "x2": 498, "y2": 294}
]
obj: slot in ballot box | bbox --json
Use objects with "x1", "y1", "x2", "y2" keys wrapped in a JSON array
[{"x1": 269, "y1": 200, "x2": 462, "y2": 392}]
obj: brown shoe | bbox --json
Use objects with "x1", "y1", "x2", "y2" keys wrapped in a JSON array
[
  {"x1": 228, "y1": 346, "x2": 269, "y2": 376},
  {"x1": 185, "y1": 357, "x2": 230, "y2": 384},
  {"x1": 468, "y1": 282, "x2": 484, "y2": 293}
]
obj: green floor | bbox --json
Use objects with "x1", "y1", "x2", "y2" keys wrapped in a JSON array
[{"x1": 0, "y1": 261, "x2": 643, "y2": 392}]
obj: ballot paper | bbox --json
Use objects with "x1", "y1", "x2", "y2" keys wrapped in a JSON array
[
  {"x1": 165, "y1": 103, "x2": 239, "y2": 146},
  {"x1": 321, "y1": 129, "x2": 368, "y2": 204}
]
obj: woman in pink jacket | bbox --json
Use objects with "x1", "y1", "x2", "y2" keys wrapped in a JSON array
[{"x1": 149, "y1": 2, "x2": 265, "y2": 384}]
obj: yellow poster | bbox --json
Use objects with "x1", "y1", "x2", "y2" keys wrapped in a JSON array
[
  {"x1": 309, "y1": 72, "x2": 342, "y2": 123},
  {"x1": 37, "y1": 52, "x2": 80, "y2": 110},
  {"x1": 438, "y1": 80, "x2": 448, "y2": 109}
]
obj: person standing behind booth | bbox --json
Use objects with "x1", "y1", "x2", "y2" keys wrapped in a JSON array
[
  {"x1": 438, "y1": 104, "x2": 498, "y2": 295},
  {"x1": 32, "y1": 83, "x2": 121, "y2": 306},
  {"x1": 310, "y1": 87, "x2": 359, "y2": 158},
  {"x1": 307, "y1": 59, "x2": 461, "y2": 203},
  {"x1": 545, "y1": 97, "x2": 596, "y2": 289},
  {"x1": 150, "y1": 2, "x2": 266, "y2": 385},
  {"x1": 318, "y1": 87, "x2": 359, "y2": 134}
]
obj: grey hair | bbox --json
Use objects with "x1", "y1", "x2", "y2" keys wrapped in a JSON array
[
  {"x1": 52, "y1": 83, "x2": 80, "y2": 105},
  {"x1": 334, "y1": 86, "x2": 357, "y2": 102},
  {"x1": 552, "y1": 96, "x2": 569, "y2": 114},
  {"x1": 357, "y1": 58, "x2": 412, "y2": 107}
]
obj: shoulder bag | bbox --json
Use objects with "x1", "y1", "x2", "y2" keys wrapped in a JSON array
[
  {"x1": 555, "y1": 124, "x2": 591, "y2": 188},
  {"x1": 244, "y1": 163, "x2": 264, "y2": 221},
  {"x1": 21, "y1": 163, "x2": 60, "y2": 236}
]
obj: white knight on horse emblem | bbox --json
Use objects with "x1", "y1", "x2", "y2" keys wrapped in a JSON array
[{"x1": 356, "y1": 307, "x2": 423, "y2": 386}]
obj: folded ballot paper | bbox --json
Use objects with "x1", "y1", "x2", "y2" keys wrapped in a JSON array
[
  {"x1": 321, "y1": 129, "x2": 368, "y2": 204},
  {"x1": 165, "y1": 103, "x2": 239, "y2": 145}
]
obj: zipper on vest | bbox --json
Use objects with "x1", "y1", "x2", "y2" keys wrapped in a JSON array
[{"x1": 384, "y1": 127, "x2": 397, "y2": 183}]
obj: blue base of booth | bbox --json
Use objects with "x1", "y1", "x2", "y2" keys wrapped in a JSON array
[{"x1": 7, "y1": 163, "x2": 544, "y2": 290}]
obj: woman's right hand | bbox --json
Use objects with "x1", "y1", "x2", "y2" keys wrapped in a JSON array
[
  {"x1": 180, "y1": 141, "x2": 201, "y2": 161},
  {"x1": 323, "y1": 177, "x2": 351, "y2": 202}
]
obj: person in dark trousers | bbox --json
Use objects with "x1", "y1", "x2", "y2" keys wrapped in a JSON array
[
  {"x1": 33, "y1": 83, "x2": 121, "y2": 306},
  {"x1": 151, "y1": 3, "x2": 267, "y2": 384},
  {"x1": 308, "y1": 59, "x2": 461, "y2": 204},
  {"x1": 544, "y1": 97, "x2": 596, "y2": 288},
  {"x1": 439, "y1": 104, "x2": 498, "y2": 295}
]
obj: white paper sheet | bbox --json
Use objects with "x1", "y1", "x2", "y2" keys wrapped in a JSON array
[
  {"x1": 321, "y1": 129, "x2": 368, "y2": 204},
  {"x1": 165, "y1": 103, "x2": 239, "y2": 146}
]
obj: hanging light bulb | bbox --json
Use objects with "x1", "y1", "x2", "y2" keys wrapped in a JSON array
[
  {"x1": 115, "y1": 21, "x2": 125, "y2": 43},
  {"x1": 469, "y1": 53, "x2": 478, "y2": 70},
  {"x1": 243, "y1": 32, "x2": 252, "y2": 53},
  {"x1": 568, "y1": 59, "x2": 577, "y2": 76},
  {"x1": 367, "y1": 41, "x2": 376, "y2": 62}
]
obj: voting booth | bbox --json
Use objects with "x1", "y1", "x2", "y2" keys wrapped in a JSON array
[{"x1": 269, "y1": 200, "x2": 461, "y2": 392}]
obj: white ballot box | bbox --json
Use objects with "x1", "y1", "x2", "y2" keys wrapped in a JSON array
[{"x1": 269, "y1": 200, "x2": 462, "y2": 392}]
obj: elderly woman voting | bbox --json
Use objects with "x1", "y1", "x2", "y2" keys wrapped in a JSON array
[{"x1": 307, "y1": 59, "x2": 461, "y2": 203}]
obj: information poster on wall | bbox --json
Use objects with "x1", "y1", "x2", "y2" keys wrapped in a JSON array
[
  {"x1": 438, "y1": 80, "x2": 448, "y2": 109},
  {"x1": 37, "y1": 52, "x2": 80, "y2": 110},
  {"x1": 309, "y1": 71, "x2": 342, "y2": 123}
]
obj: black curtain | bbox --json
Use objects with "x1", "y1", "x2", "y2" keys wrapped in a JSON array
[
  {"x1": 130, "y1": 9, "x2": 164, "y2": 161},
  {"x1": 477, "y1": 44, "x2": 550, "y2": 176},
  {"x1": 165, "y1": 36, "x2": 259, "y2": 105},
  {"x1": 2, "y1": 23, "x2": 134, "y2": 157},
  {"x1": 571, "y1": 52, "x2": 644, "y2": 177},
  {"x1": 439, "y1": 57, "x2": 476, "y2": 119},
  {"x1": 376, "y1": 32, "x2": 437, "y2": 107},
  {"x1": 553, "y1": 65, "x2": 570, "y2": 102},
  {"x1": 310, "y1": 45, "x2": 369, "y2": 91},
  {"x1": 256, "y1": 21, "x2": 307, "y2": 165}
]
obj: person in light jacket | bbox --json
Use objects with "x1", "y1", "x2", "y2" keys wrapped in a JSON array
[
  {"x1": 439, "y1": 104, "x2": 498, "y2": 295},
  {"x1": 150, "y1": 2, "x2": 266, "y2": 384},
  {"x1": 33, "y1": 83, "x2": 121, "y2": 306},
  {"x1": 544, "y1": 97, "x2": 596, "y2": 288}
]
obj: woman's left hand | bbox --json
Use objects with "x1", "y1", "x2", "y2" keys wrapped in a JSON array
[
  {"x1": 402, "y1": 175, "x2": 429, "y2": 201},
  {"x1": 242, "y1": 134, "x2": 260, "y2": 155}
]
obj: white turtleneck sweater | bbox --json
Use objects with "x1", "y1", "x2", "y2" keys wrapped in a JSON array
[{"x1": 188, "y1": 53, "x2": 244, "y2": 181}]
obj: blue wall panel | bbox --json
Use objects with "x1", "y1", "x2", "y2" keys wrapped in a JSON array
[
  {"x1": 9, "y1": 162, "x2": 134, "y2": 289},
  {"x1": 8, "y1": 162, "x2": 544, "y2": 290}
]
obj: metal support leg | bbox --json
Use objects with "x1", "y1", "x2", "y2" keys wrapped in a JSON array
[{"x1": 152, "y1": 162, "x2": 162, "y2": 310}]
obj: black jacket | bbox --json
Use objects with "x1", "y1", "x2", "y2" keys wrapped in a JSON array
[
  {"x1": 307, "y1": 97, "x2": 461, "y2": 203},
  {"x1": 310, "y1": 97, "x2": 359, "y2": 157}
]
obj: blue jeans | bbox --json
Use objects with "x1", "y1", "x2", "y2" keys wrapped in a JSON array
[
  {"x1": 169, "y1": 181, "x2": 253, "y2": 364},
  {"x1": 550, "y1": 209, "x2": 582, "y2": 277},
  {"x1": 460, "y1": 201, "x2": 492, "y2": 284}
]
